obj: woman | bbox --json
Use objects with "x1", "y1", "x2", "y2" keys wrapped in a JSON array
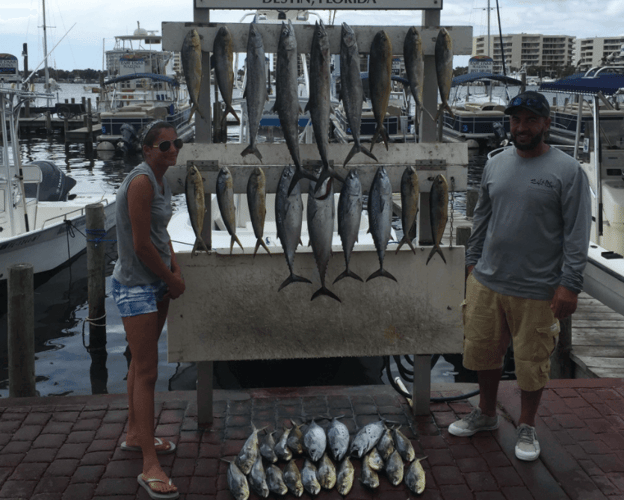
[{"x1": 112, "y1": 121, "x2": 185, "y2": 499}]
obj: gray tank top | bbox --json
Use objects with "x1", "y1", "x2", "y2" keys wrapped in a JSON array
[{"x1": 112, "y1": 162, "x2": 172, "y2": 286}]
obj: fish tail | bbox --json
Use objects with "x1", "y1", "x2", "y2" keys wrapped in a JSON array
[
  {"x1": 381, "y1": 126, "x2": 389, "y2": 151},
  {"x1": 311, "y1": 286, "x2": 342, "y2": 303},
  {"x1": 366, "y1": 268, "x2": 397, "y2": 282},
  {"x1": 435, "y1": 102, "x2": 454, "y2": 121},
  {"x1": 225, "y1": 103, "x2": 241, "y2": 124},
  {"x1": 287, "y1": 166, "x2": 319, "y2": 196},
  {"x1": 241, "y1": 144, "x2": 263, "y2": 162},
  {"x1": 343, "y1": 144, "x2": 378, "y2": 167},
  {"x1": 230, "y1": 234, "x2": 244, "y2": 254},
  {"x1": 423, "y1": 106, "x2": 436, "y2": 123},
  {"x1": 370, "y1": 128, "x2": 381, "y2": 153},
  {"x1": 196, "y1": 236, "x2": 210, "y2": 255},
  {"x1": 395, "y1": 236, "x2": 416, "y2": 255},
  {"x1": 333, "y1": 268, "x2": 363, "y2": 284},
  {"x1": 313, "y1": 169, "x2": 334, "y2": 195},
  {"x1": 253, "y1": 238, "x2": 271, "y2": 258},
  {"x1": 278, "y1": 273, "x2": 312, "y2": 292},
  {"x1": 188, "y1": 105, "x2": 196, "y2": 124},
  {"x1": 426, "y1": 245, "x2": 446, "y2": 265}
]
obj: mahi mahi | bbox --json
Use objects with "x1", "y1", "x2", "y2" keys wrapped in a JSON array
[
  {"x1": 335, "y1": 169, "x2": 363, "y2": 283},
  {"x1": 185, "y1": 164, "x2": 209, "y2": 256},
  {"x1": 181, "y1": 29, "x2": 206, "y2": 123},
  {"x1": 396, "y1": 166, "x2": 419, "y2": 254},
  {"x1": 216, "y1": 166, "x2": 244, "y2": 254},
  {"x1": 259, "y1": 429, "x2": 278, "y2": 464},
  {"x1": 308, "y1": 178, "x2": 341, "y2": 302},
  {"x1": 227, "y1": 461, "x2": 250, "y2": 500},
  {"x1": 236, "y1": 423, "x2": 263, "y2": 475},
  {"x1": 367, "y1": 166, "x2": 396, "y2": 282},
  {"x1": 385, "y1": 449, "x2": 404, "y2": 486},
  {"x1": 376, "y1": 427, "x2": 395, "y2": 462},
  {"x1": 339, "y1": 22, "x2": 378, "y2": 167},
  {"x1": 361, "y1": 454, "x2": 380, "y2": 489},
  {"x1": 266, "y1": 464, "x2": 288, "y2": 496},
  {"x1": 283, "y1": 459, "x2": 304, "y2": 497},
  {"x1": 405, "y1": 457, "x2": 427, "y2": 495},
  {"x1": 435, "y1": 28, "x2": 454, "y2": 121},
  {"x1": 426, "y1": 174, "x2": 448, "y2": 265},
  {"x1": 336, "y1": 457, "x2": 355, "y2": 496},
  {"x1": 241, "y1": 22, "x2": 267, "y2": 162},
  {"x1": 404, "y1": 27, "x2": 435, "y2": 133},
  {"x1": 249, "y1": 456, "x2": 270, "y2": 498},
  {"x1": 247, "y1": 167, "x2": 271, "y2": 257},
  {"x1": 213, "y1": 26, "x2": 241, "y2": 126},
  {"x1": 317, "y1": 452, "x2": 337, "y2": 490},
  {"x1": 275, "y1": 166, "x2": 311, "y2": 291},
  {"x1": 369, "y1": 30, "x2": 393, "y2": 152},
  {"x1": 393, "y1": 426, "x2": 416, "y2": 462},
  {"x1": 275, "y1": 425, "x2": 293, "y2": 462},
  {"x1": 365, "y1": 447, "x2": 384, "y2": 471},
  {"x1": 302, "y1": 459, "x2": 321, "y2": 496}
]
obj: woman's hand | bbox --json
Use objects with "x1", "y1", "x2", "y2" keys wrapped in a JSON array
[{"x1": 165, "y1": 271, "x2": 185, "y2": 300}]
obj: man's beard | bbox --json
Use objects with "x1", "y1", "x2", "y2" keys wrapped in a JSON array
[{"x1": 511, "y1": 130, "x2": 544, "y2": 151}]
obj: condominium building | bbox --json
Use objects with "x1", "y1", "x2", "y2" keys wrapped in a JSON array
[
  {"x1": 575, "y1": 37, "x2": 624, "y2": 71},
  {"x1": 473, "y1": 34, "x2": 575, "y2": 73}
]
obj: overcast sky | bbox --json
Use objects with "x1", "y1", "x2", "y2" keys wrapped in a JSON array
[{"x1": 3, "y1": 0, "x2": 624, "y2": 72}]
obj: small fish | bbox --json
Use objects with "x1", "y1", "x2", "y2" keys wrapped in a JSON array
[
  {"x1": 435, "y1": 28, "x2": 454, "y2": 121},
  {"x1": 181, "y1": 29, "x2": 206, "y2": 122},
  {"x1": 303, "y1": 419, "x2": 327, "y2": 462},
  {"x1": 316, "y1": 452, "x2": 336, "y2": 490},
  {"x1": 360, "y1": 454, "x2": 380, "y2": 489},
  {"x1": 335, "y1": 170, "x2": 363, "y2": 284},
  {"x1": 350, "y1": 420, "x2": 385, "y2": 458},
  {"x1": 227, "y1": 461, "x2": 250, "y2": 500},
  {"x1": 287, "y1": 419, "x2": 304, "y2": 455},
  {"x1": 385, "y1": 449, "x2": 404, "y2": 486},
  {"x1": 376, "y1": 428, "x2": 395, "y2": 463},
  {"x1": 365, "y1": 448, "x2": 384, "y2": 472},
  {"x1": 302, "y1": 459, "x2": 321, "y2": 496},
  {"x1": 327, "y1": 416, "x2": 350, "y2": 462},
  {"x1": 185, "y1": 164, "x2": 209, "y2": 256},
  {"x1": 392, "y1": 426, "x2": 416, "y2": 462},
  {"x1": 236, "y1": 423, "x2": 262, "y2": 475},
  {"x1": 336, "y1": 457, "x2": 355, "y2": 496},
  {"x1": 369, "y1": 30, "x2": 393, "y2": 152},
  {"x1": 405, "y1": 457, "x2": 427, "y2": 495},
  {"x1": 247, "y1": 167, "x2": 271, "y2": 257},
  {"x1": 259, "y1": 429, "x2": 278, "y2": 464},
  {"x1": 216, "y1": 166, "x2": 244, "y2": 254},
  {"x1": 404, "y1": 27, "x2": 435, "y2": 132},
  {"x1": 396, "y1": 166, "x2": 419, "y2": 254},
  {"x1": 275, "y1": 426, "x2": 293, "y2": 461},
  {"x1": 426, "y1": 174, "x2": 449, "y2": 265},
  {"x1": 266, "y1": 464, "x2": 289, "y2": 496},
  {"x1": 213, "y1": 26, "x2": 240, "y2": 126},
  {"x1": 249, "y1": 456, "x2": 270, "y2": 498},
  {"x1": 367, "y1": 166, "x2": 396, "y2": 282},
  {"x1": 283, "y1": 459, "x2": 304, "y2": 497}
]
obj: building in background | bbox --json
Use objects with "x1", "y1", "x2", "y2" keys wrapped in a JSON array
[{"x1": 575, "y1": 37, "x2": 624, "y2": 71}]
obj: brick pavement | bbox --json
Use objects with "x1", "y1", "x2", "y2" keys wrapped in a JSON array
[{"x1": 0, "y1": 379, "x2": 622, "y2": 499}]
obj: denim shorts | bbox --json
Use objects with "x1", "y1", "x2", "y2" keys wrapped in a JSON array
[{"x1": 111, "y1": 277, "x2": 169, "y2": 318}]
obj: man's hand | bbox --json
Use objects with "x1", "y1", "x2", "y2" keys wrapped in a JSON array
[
  {"x1": 466, "y1": 265, "x2": 475, "y2": 280},
  {"x1": 550, "y1": 286, "x2": 578, "y2": 319}
]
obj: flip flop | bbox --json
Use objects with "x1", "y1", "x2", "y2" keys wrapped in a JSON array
[
  {"x1": 121, "y1": 437, "x2": 176, "y2": 455},
  {"x1": 137, "y1": 473, "x2": 179, "y2": 500}
]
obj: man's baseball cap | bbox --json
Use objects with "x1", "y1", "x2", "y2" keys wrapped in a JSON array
[{"x1": 504, "y1": 91, "x2": 550, "y2": 118}]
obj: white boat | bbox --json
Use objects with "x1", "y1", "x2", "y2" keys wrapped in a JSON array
[{"x1": 1, "y1": 87, "x2": 116, "y2": 280}]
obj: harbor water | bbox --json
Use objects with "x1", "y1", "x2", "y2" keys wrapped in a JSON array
[{"x1": 0, "y1": 82, "x2": 551, "y2": 399}]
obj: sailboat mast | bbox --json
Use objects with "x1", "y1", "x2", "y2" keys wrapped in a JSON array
[
  {"x1": 487, "y1": 0, "x2": 490, "y2": 57},
  {"x1": 42, "y1": 0, "x2": 50, "y2": 98}
]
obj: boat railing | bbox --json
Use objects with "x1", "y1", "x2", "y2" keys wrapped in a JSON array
[{"x1": 40, "y1": 196, "x2": 113, "y2": 229}]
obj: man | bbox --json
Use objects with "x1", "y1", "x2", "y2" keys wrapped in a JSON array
[{"x1": 448, "y1": 91, "x2": 591, "y2": 461}]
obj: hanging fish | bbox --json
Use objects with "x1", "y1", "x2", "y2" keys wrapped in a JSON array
[
  {"x1": 427, "y1": 174, "x2": 448, "y2": 265},
  {"x1": 181, "y1": 29, "x2": 206, "y2": 122},
  {"x1": 216, "y1": 166, "x2": 244, "y2": 254},
  {"x1": 435, "y1": 28, "x2": 454, "y2": 121},
  {"x1": 213, "y1": 26, "x2": 240, "y2": 126},
  {"x1": 396, "y1": 166, "x2": 419, "y2": 254},
  {"x1": 247, "y1": 167, "x2": 271, "y2": 257},
  {"x1": 185, "y1": 164, "x2": 209, "y2": 256}
]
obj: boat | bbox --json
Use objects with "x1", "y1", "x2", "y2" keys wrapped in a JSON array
[
  {"x1": 0, "y1": 87, "x2": 116, "y2": 280},
  {"x1": 96, "y1": 23, "x2": 193, "y2": 155}
]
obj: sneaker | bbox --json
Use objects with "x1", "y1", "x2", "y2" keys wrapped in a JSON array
[
  {"x1": 448, "y1": 408, "x2": 500, "y2": 437},
  {"x1": 515, "y1": 424, "x2": 540, "y2": 461}
]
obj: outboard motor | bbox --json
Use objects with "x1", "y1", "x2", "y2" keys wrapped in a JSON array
[
  {"x1": 117, "y1": 123, "x2": 139, "y2": 155},
  {"x1": 492, "y1": 121, "x2": 509, "y2": 147},
  {"x1": 23, "y1": 161, "x2": 77, "y2": 201}
]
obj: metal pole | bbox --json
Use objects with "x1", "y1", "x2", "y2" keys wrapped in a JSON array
[
  {"x1": 8, "y1": 263, "x2": 36, "y2": 397},
  {"x1": 573, "y1": 96, "x2": 583, "y2": 159},
  {"x1": 593, "y1": 94, "x2": 602, "y2": 240}
]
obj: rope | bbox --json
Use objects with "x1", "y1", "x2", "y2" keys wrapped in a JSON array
[{"x1": 81, "y1": 312, "x2": 107, "y2": 353}]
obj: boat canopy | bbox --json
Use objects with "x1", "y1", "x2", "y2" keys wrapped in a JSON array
[
  {"x1": 360, "y1": 72, "x2": 410, "y2": 86},
  {"x1": 539, "y1": 72, "x2": 624, "y2": 96},
  {"x1": 451, "y1": 72, "x2": 523, "y2": 87},
  {"x1": 103, "y1": 73, "x2": 179, "y2": 87}
]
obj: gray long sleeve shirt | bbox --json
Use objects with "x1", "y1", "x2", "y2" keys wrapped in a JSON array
[{"x1": 466, "y1": 146, "x2": 591, "y2": 300}]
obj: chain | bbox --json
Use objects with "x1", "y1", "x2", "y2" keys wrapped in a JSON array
[{"x1": 449, "y1": 176, "x2": 455, "y2": 248}]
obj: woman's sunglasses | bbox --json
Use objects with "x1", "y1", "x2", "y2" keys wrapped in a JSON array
[{"x1": 153, "y1": 138, "x2": 183, "y2": 152}]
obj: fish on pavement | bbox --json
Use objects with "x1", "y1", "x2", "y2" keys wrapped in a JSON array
[
  {"x1": 302, "y1": 459, "x2": 321, "y2": 495},
  {"x1": 385, "y1": 449, "x2": 404, "y2": 486},
  {"x1": 287, "y1": 419, "x2": 305, "y2": 456},
  {"x1": 317, "y1": 452, "x2": 337, "y2": 489},
  {"x1": 369, "y1": 30, "x2": 393, "y2": 152},
  {"x1": 283, "y1": 459, "x2": 304, "y2": 497},
  {"x1": 426, "y1": 174, "x2": 448, "y2": 265},
  {"x1": 365, "y1": 447, "x2": 384, "y2": 471},
  {"x1": 227, "y1": 460, "x2": 250, "y2": 500},
  {"x1": 241, "y1": 22, "x2": 267, "y2": 162},
  {"x1": 306, "y1": 20, "x2": 345, "y2": 194},
  {"x1": 367, "y1": 166, "x2": 396, "y2": 282},
  {"x1": 303, "y1": 419, "x2": 327, "y2": 462},
  {"x1": 274, "y1": 20, "x2": 318, "y2": 196},
  {"x1": 213, "y1": 26, "x2": 241, "y2": 126},
  {"x1": 259, "y1": 428, "x2": 278, "y2": 464},
  {"x1": 249, "y1": 456, "x2": 270, "y2": 498},
  {"x1": 185, "y1": 164, "x2": 209, "y2": 256},
  {"x1": 275, "y1": 166, "x2": 311, "y2": 291},
  {"x1": 396, "y1": 166, "x2": 419, "y2": 254},
  {"x1": 376, "y1": 427, "x2": 395, "y2": 463},
  {"x1": 336, "y1": 457, "x2": 355, "y2": 496},
  {"x1": 404, "y1": 27, "x2": 435, "y2": 133},
  {"x1": 435, "y1": 28, "x2": 454, "y2": 121},
  {"x1": 236, "y1": 423, "x2": 263, "y2": 475},
  {"x1": 392, "y1": 426, "x2": 416, "y2": 462},
  {"x1": 335, "y1": 169, "x2": 363, "y2": 284},
  {"x1": 361, "y1": 454, "x2": 380, "y2": 489},
  {"x1": 216, "y1": 166, "x2": 244, "y2": 254},
  {"x1": 308, "y1": 178, "x2": 341, "y2": 302},
  {"x1": 275, "y1": 425, "x2": 293, "y2": 461},
  {"x1": 181, "y1": 29, "x2": 206, "y2": 122},
  {"x1": 405, "y1": 457, "x2": 427, "y2": 495},
  {"x1": 266, "y1": 464, "x2": 289, "y2": 496},
  {"x1": 350, "y1": 420, "x2": 385, "y2": 458},
  {"x1": 327, "y1": 416, "x2": 350, "y2": 462},
  {"x1": 339, "y1": 22, "x2": 378, "y2": 167},
  {"x1": 247, "y1": 167, "x2": 271, "y2": 257}
]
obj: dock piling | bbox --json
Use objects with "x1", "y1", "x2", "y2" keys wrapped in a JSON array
[{"x1": 8, "y1": 263, "x2": 36, "y2": 398}]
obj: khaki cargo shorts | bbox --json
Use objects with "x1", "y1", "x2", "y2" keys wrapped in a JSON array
[{"x1": 462, "y1": 273, "x2": 560, "y2": 392}]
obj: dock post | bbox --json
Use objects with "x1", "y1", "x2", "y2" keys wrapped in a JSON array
[
  {"x1": 8, "y1": 263, "x2": 36, "y2": 398},
  {"x1": 197, "y1": 361, "x2": 214, "y2": 426},
  {"x1": 412, "y1": 355, "x2": 431, "y2": 415},
  {"x1": 86, "y1": 99, "x2": 94, "y2": 156},
  {"x1": 466, "y1": 190, "x2": 480, "y2": 217},
  {"x1": 45, "y1": 110, "x2": 52, "y2": 135},
  {"x1": 456, "y1": 227, "x2": 472, "y2": 247},
  {"x1": 551, "y1": 316, "x2": 573, "y2": 379},
  {"x1": 86, "y1": 203, "x2": 108, "y2": 394}
]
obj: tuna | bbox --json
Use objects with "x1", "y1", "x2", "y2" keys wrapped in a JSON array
[
  {"x1": 335, "y1": 169, "x2": 363, "y2": 284},
  {"x1": 350, "y1": 420, "x2": 385, "y2": 458},
  {"x1": 369, "y1": 30, "x2": 393, "y2": 152},
  {"x1": 303, "y1": 419, "x2": 327, "y2": 462},
  {"x1": 367, "y1": 166, "x2": 396, "y2": 282},
  {"x1": 327, "y1": 416, "x2": 350, "y2": 462}
]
